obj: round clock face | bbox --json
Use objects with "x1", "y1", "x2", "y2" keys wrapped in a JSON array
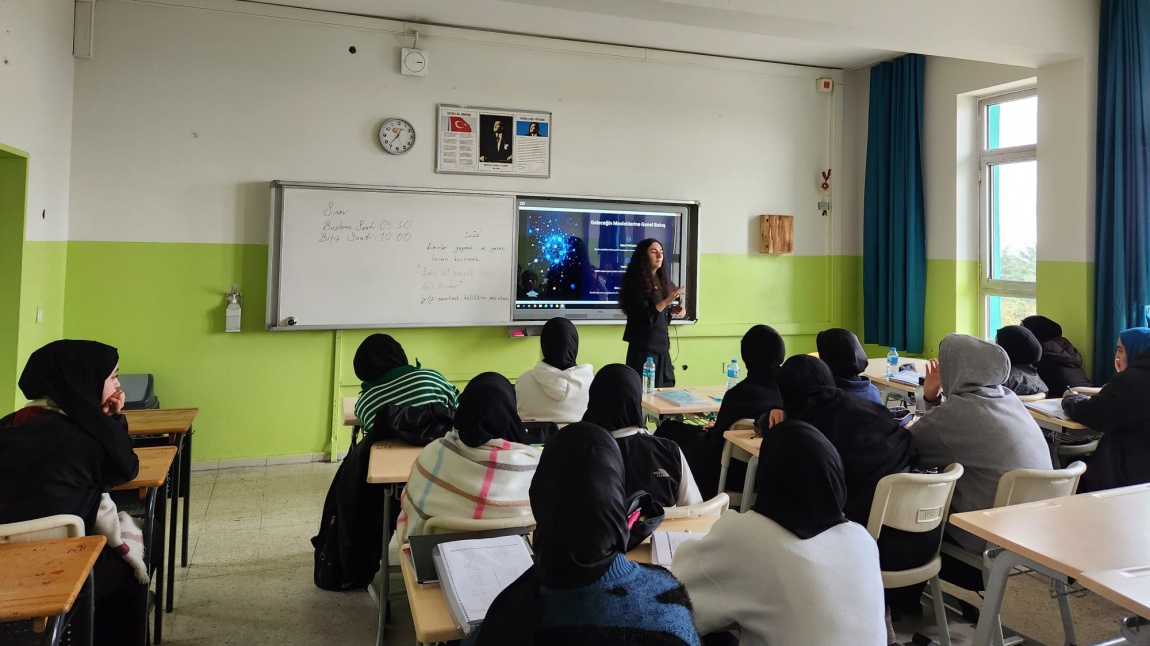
[{"x1": 378, "y1": 118, "x2": 415, "y2": 155}]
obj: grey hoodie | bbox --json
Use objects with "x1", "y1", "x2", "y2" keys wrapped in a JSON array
[{"x1": 910, "y1": 334, "x2": 1052, "y2": 550}]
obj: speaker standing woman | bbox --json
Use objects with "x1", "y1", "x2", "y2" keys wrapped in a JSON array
[{"x1": 619, "y1": 239, "x2": 684, "y2": 387}]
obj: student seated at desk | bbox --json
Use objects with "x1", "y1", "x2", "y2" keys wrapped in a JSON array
[
  {"x1": 0, "y1": 340, "x2": 146, "y2": 646},
  {"x1": 352, "y1": 333, "x2": 460, "y2": 433},
  {"x1": 394, "y1": 373, "x2": 540, "y2": 545},
  {"x1": 582, "y1": 364, "x2": 703, "y2": 508},
  {"x1": 1021, "y1": 315, "x2": 1092, "y2": 397},
  {"x1": 1063, "y1": 327, "x2": 1150, "y2": 492},
  {"x1": 816, "y1": 328, "x2": 883, "y2": 404},
  {"x1": 661, "y1": 325, "x2": 786, "y2": 499},
  {"x1": 515, "y1": 317, "x2": 593, "y2": 424},
  {"x1": 911, "y1": 334, "x2": 1050, "y2": 589},
  {"x1": 995, "y1": 325, "x2": 1048, "y2": 397},
  {"x1": 467, "y1": 423, "x2": 701, "y2": 646},
  {"x1": 671, "y1": 420, "x2": 886, "y2": 646}
]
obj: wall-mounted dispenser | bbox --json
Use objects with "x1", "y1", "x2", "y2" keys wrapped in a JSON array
[{"x1": 225, "y1": 284, "x2": 242, "y2": 333}]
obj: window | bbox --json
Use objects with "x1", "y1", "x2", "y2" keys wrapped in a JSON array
[{"x1": 979, "y1": 90, "x2": 1037, "y2": 337}]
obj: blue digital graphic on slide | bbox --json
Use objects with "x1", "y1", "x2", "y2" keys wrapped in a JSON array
[{"x1": 515, "y1": 205, "x2": 679, "y2": 310}]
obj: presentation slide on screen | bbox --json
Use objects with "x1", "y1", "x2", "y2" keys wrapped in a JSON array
[{"x1": 515, "y1": 205, "x2": 681, "y2": 312}]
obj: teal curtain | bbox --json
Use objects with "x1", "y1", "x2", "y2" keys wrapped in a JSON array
[
  {"x1": 1095, "y1": 0, "x2": 1150, "y2": 381},
  {"x1": 863, "y1": 54, "x2": 927, "y2": 353}
]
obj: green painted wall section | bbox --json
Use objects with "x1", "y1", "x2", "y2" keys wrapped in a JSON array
[
  {"x1": 922, "y1": 259, "x2": 980, "y2": 356},
  {"x1": 63, "y1": 243, "x2": 863, "y2": 461},
  {"x1": 0, "y1": 155, "x2": 27, "y2": 410},
  {"x1": 1036, "y1": 260, "x2": 1095, "y2": 380},
  {"x1": 16, "y1": 241, "x2": 69, "y2": 407}
]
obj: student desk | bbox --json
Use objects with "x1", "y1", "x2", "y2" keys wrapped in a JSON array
[
  {"x1": 1024, "y1": 399, "x2": 1102, "y2": 465},
  {"x1": 366, "y1": 438, "x2": 423, "y2": 646},
  {"x1": 0, "y1": 535, "x2": 105, "y2": 645},
  {"x1": 399, "y1": 515, "x2": 721, "y2": 645},
  {"x1": 950, "y1": 483, "x2": 1150, "y2": 645},
  {"x1": 717, "y1": 428, "x2": 762, "y2": 512},
  {"x1": 124, "y1": 407, "x2": 198, "y2": 614},
  {"x1": 114, "y1": 445, "x2": 177, "y2": 644},
  {"x1": 641, "y1": 386, "x2": 725, "y2": 424},
  {"x1": 341, "y1": 396, "x2": 361, "y2": 428}
]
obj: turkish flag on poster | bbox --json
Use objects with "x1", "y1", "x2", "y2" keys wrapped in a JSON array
[{"x1": 450, "y1": 116, "x2": 472, "y2": 132}]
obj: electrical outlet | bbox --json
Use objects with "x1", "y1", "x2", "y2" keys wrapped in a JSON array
[
  {"x1": 818, "y1": 201, "x2": 831, "y2": 211},
  {"x1": 36, "y1": 308, "x2": 43, "y2": 323}
]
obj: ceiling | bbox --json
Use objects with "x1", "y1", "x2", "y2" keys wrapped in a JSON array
[{"x1": 232, "y1": 0, "x2": 1098, "y2": 70}]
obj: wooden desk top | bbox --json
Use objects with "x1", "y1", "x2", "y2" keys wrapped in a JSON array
[
  {"x1": 950, "y1": 483, "x2": 1150, "y2": 579},
  {"x1": 722, "y1": 428, "x2": 762, "y2": 457},
  {"x1": 123, "y1": 408, "x2": 198, "y2": 436},
  {"x1": 398, "y1": 515, "x2": 721, "y2": 642},
  {"x1": 366, "y1": 439, "x2": 422, "y2": 484},
  {"x1": 0, "y1": 535, "x2": 106, "y2": 624},
  {"x1": 641, "y1": 386, "x2": 726, "y2": 416},
  {"x1": 113, "y1": 446, "x2": 178, "y2": 494},
  {"x1": 1078, "y1": 566, "x2": 1150, "y2": 618},
  {"x1": 341, "y1": 397, "x2": 360, "y2": 427}
]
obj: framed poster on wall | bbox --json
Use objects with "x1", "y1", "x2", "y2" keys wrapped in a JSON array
[{"x1": 436, "y1": 104, "x2": 551, "y2": 178}]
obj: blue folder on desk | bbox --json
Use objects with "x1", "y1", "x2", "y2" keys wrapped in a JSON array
[{"x1": 654, "y1": 390, "x2": 713, "y2": 407}]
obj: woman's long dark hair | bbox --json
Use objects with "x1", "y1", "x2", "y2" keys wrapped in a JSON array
[{"x1": 618, "y1": 238, "x2": 673, "y2": 308}]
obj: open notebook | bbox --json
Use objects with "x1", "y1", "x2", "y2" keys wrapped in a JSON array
[
  {"x1": 432, "y1": 535, "x2": 534, "y2": 635},
  {"x1": 651, "y1": 531, "x2": 706, "y2": 567},
  {"x1": 1024, "y1": 399, "x2": 1071, "y2": 420}
]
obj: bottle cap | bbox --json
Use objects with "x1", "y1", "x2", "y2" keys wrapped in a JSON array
[
  {"x1": 646, "y1": 356, "x2": 654, "y2": 362},
  {"x1": 890, "y1": 347, "x2": 896, "y2": 351}
]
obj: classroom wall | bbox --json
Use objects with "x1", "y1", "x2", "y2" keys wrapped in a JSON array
[
  {"x1": 0, "y1": 0, "x2": 75, "y2": 405},
  {"x1": 66, "y1": 0, "x2": 852, "y2": 461}
]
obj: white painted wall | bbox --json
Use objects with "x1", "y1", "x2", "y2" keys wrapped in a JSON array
[
  {"x1": 0, "y1": 0, "x2": 75, "y2": 241},
  {"x1": 1038, "y1": 57, "x2": 1097, "y2": 263},
  {"x1": 69, "y1": 0, "x2": 842, "y2": 257}
]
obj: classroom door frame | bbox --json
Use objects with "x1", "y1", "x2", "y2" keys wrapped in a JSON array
[{"x1": 0, "y1": 143, "x2": 29, "y2": 410}]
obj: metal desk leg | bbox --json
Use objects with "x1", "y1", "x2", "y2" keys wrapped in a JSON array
[
  {"x1": 151, "y1": 481, "x2": 168, "y2": 644},
  {"x1": 717, "y1": 440, "x2": 733, "y2": 497},
  {"x1": 740, "y1": 455, "x2": 759, "y2": 512},
  {"x1": 166, "y1": 437, "x2": 180, "y2": 613},
  {"x1": 375, "y1": 484, "x2": 394, "y2": 646},
  {"x1": 972, "y1": 550, "x2": 1025, "y2": 646},
  {"x1": 181, "y1": 430, "x2": 193, "y2": 567}
]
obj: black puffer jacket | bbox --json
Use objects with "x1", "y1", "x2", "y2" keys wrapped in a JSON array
[
  {"x1": 1063, "y1": 352, "x2": 1150, "y2": 491},
  {"x1": 1035, "y1": 338, "x2": 1092, "y2": 396}
]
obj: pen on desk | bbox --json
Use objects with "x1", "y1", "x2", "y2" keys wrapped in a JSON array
[{"x1": 710, "y1": 396, "x2": 723, "y2": 403}]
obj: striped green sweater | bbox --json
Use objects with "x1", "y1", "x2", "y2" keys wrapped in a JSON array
[{"x1": 354, "y1": 366, "x2": 460, "y2": 432}]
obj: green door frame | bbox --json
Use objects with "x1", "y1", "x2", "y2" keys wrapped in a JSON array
[{"x1": 0, "y1": 143, "x2": 30, "y2": 409}]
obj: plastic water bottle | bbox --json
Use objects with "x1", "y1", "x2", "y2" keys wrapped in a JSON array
[
  {"x1": 726, "y1": 359, "x2": 740, "y2": 390},
  {"x1": 915, "y1": 377, "x2": 925, "y2": 412},
  {"x1": 886, "y1": 347, "x2": 899, "y2": 378},
  {"x1": 642, "y1": 357, "x2": 656, "y2": 394}
]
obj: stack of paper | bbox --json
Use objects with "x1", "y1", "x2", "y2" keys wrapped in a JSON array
[
  {"x1": 652, "y1": 531, "x2": 706, "y2": 567},
  {"x1": 1024, "y1": 399, "x2": 1070, "y2": 421}
]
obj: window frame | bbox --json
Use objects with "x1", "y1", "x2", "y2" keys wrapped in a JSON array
[{"x1": 978, "y1": 88, "x2": 1038, "y2": 336}]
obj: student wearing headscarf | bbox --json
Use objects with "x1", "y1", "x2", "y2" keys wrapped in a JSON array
[
  {"x1": 515, "y1": 317, "x2": 594, "y2": 424},
  {"x1": 467, "y1": 423, "x2": 701, "y2": 646},
  {"x1": 1063, "y1": 327, "x2": 1150, "y2": 491},
  {"x1": 995, "y1": 325, "x2": 1048, "y2": 396},
  {"x1": 1021, "y1": 315, "x2": 1092, "y2": 396},
  {"x1": 672, "y1": 421, "x2": 886, "y2": 646},
  {"x1": 776, "y1": 355, "x2": 915, "y2": 524},
  {"x1": 583, "y1": 364, "x2": 703, "y2": 507},
  {"x1": 662, "y1": 325, "x2": 786, "y2": 500},
  {"x1": 352, "y1": 333, "x2": 460, "y2": 433},
  {"x1": 816, "y1": 328, "x2": 882, "y2": 404},
  {"x1": 0, "y1": 340, "x2": 144, "y2": 645},
  {"x1": 911, "y1": 334, "x2": 1051, "y2": 554},
  {"x1": 394, "y1": 373, "x2": 539, "y2": 544}
]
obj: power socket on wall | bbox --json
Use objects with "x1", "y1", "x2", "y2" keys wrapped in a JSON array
[{"x1": 36, "y1": 308, "x2": 43, "y2": 323}]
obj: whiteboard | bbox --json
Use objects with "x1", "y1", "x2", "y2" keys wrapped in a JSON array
[{"x1": 268, "y1": 183, "x2": 516, "y2": 329}]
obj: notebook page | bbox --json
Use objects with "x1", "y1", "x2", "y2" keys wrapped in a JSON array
[
  {"x1": 435, "y1": 536, "x2": 533, "y2": 625},
  {"x1": 652, "y1": 531, "x2": 706, "y2": 566}
]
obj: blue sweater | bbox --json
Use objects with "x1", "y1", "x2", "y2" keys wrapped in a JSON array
[
  {"x1": 837, "y1": 376, "x2": 883, "y2": 405},
  {"x1": 464, "y1": 554, "x2": 701, "y2": 646}
]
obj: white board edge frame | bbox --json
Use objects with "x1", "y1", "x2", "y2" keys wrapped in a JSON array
[{"x1": 266, "y1": 180, "x2": 700, "y2": 331}]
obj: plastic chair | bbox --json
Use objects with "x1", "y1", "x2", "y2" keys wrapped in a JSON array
[
  {"x1": 663, "y1": 493, "x2": 730, "y2": 519},
  {"x1": 0, "y1": 515, "x2": 90, "y2": 646},
  {"x1": 0, "y1": 514, "x2": 85, "y2": 543},
  {"x1": 940, "y1": 461, "x2": 1086, "y2": 646},
  {"x1": 716, "y1": 418, "x2": 758, "y2": 510},
  {"x1": 424, "y1": 514, "x2": 537, "y2": 535},
  {"x1": 866, "y1": 464, "x2": 964, "y2": 646}
]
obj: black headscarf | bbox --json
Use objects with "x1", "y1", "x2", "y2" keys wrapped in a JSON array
[
  {"x1": 775, "y1": 354, "x2": 916, "y2": 524},
  {"x1": 996, "y1": 325, "x2": 1043, "y2": 366},
  {"x1": 582, "y1": 364, "x2": 644, "y2": 431},
  {"x1": 540, "y1": 318, "x2": 579, "y2": 371},
  {"x1": 474, "y1": 423, "x2": 629, "y2": 646},
  {"x1": 753, "y1": 420, "x2": 848, "y2": 539},
  {"x1": 454, "y1": 372, "x2": 524, "y2": 448},
  {"x1": 741, "y1": 324, "x2": 786, "y2": 382},
  {"x1": 17, "y1": 340, "x2": 138, "y2": 482},
  {"x1": 816, "y1": 328, "x2": 869, "y2": 380},
  {"x1": 1021, "y1": 315, "x2": 1063, "y2": 344},
  {"x1": 353, "y1": 334, "x2": 408, "y2": 382}
]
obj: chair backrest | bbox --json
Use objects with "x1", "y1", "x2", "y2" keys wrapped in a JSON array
[
  {"x1": 423, "y1": 514, "x2": 536, "y2": 536},
  {"x1": 992, "y1": 461, "x2": 1087, "y2": 508},
  {"x1": 663, "y1": 493, "x2": 730, "y2": 519},
  {"x1": 1016, "y1": 392, "x2": 1047, "y2": 402},
  {"x1": 730, "y1": 418, "x2": 756, "y2": 431},
  {"x1": 807, "y1": 351, "x2": 820, "y2": 358},
  {"x1": 866, "y1": 464, "x2": 964, "y2": 540},
  {"x1": 0, "y1": 514, "x2": 85, "y2": 543}
]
